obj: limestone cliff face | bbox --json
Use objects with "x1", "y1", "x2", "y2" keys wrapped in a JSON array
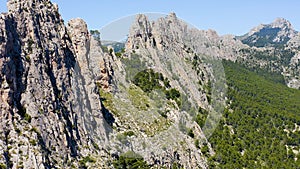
[
  {"x1": 107, "y1": 14, "x2": 228, "y2": 168},
  {"x1": 286, "y1": 33, "x2": 300, "y2": 89},
  {"x1": 0, "y1": 0, "x2": 112, "y2": 168}
]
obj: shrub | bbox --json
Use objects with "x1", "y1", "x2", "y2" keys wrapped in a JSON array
[
  {"x1": 115, "y1": 52, "x2": 122, "y2": 57},
  {"x1": 29, "y1": 139, "x2": 37, "y2": 146},
  {"x1": 79, "y1": 155, "x2": 96, "y2": 168},
  {"x1": 27, "y1": 39, "x2": 34, "y2": 53},
  {"x1": 24, "y1": 113, "x2": 32, "y2": 123},
  {"x1": 101, "y1": 45, "x2": 108, "y2": 53},
  {"x1": 25, "y1": 55, "x2": 31, "y2": 62},
  {"x1": 109, "y1": 48, "x2": 113, "y2": 55},
  {"x1": 165, "y1": 88, "x2": 180, "y2": 100},
  {"x1": 15, "y1": 128, "x2": 21, "y2": 135},
  {"x1": 195, "y1": 107, "x2": 209, "y2": 127},
  {"x1": 113, "y1": 151, "x2": 150, "y2": 169},
  {"x1": 0, "y1": 163, "x2": 6, "y2": 169},
  {"x1": 201, "y1": 145, "x2": 209, "y2": 156},
  {"x1": 187, "y1": 128, "x2": 195, "y2": 138},
  {"x1": 116, "y1": 133, "x2": 128, "y2": 144},
  {"x1": 124, "y1": 131, "x2": 135, "y2": 137},
  {"x1": 133, "y1": 69, "x2": 162, "y2": 93},
  {"x1": 194, "y1": 139, "x2": 200, "y2": 149},
  {"x1": 90, "y1": 30, "x2": 100, "y2": 42}
]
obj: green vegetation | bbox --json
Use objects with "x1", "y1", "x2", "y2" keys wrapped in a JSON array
[
  {"x1": 97, "y1": 73, "x2": 170, "y2": 136},
  {"x1": 27, "y1": 39, "x2": 34, "y2": 53},
  {"x1": 99, "y1": 87, "x2": 119, "y2": 116},
  {"x1": 123, "y1": 55, "x2": 179, "y2": 109},
  {"x1": 101, "y1": 45, "x2": 108, "y2": 53},
  {"x1": 201, "y1": 144, "x2": 209, "y2": 156},
  {"x1": 29, "y1": 139, "x2": 37, "y2": 146},
  {"x1": 121, "y1": 54, "x2": 147, "y2": 81},
  {"x1": 194, "y1": 107, "x2": 209, "y2": 127},
  {"x1": 0, "y1": 163, "x2": 6, "y2": 169},
  {"x1": 165, "y1": 88, "x2": 180, "y2": 101},
  {"x1": 24, "y1": 113, "x2": 32, "y2": 123},
  {"x1": 115, "y1": 48, "x2": 125, "y2": 57},
  {"x1": 90, "y1": 30, "x2": 100, "y2": 42},
  {"x1": 133, "y1": 69, "x2": 164, "y2": 93},
  {"x1": 128, "y1": 85, "x2": 150, "y2": 111},
  {"x1": 187, "y1": 128, "x2": 195, "y2": 138},
  {"x1": 116, "y1": 133, "x2": 129, "y2": 144},
  {"x1": 208, "y1": 60, "x2": 300, "y2": 168},
  {"x1": 109, "y1": 48, "x2": 113, "y2": 55},
  {"x1": 115, "y1": 131, "x2": 135, "y2": 144},
  {"x1": 79, "y1": 155, "x2": 96, "y2": 168},
  {"x1": 241, "y1": 27, "x2": 288, "y2": 47},
  {"x1": 15, "y1": 128, "x2": 21, "y2": 135},
  {"x1": 124, "y1": 131, "x2": 135, "y2": 137},
  {"x1": 204, "y1": 80, "x2": 212, "y2": 103},
  {"x1": 194, "y1": 139, "x2": 200, "y2": 149},
  {"x1": 113, "y1": 151, "x2": 150, "y2": 169},
  {"x1": 171, "y1": 163, "x2": 183, "y2": 169},
  {"x1": 91, "y1": 141, "x2": 100, "y2": 150},
  {"x1": 30, "y1": 127, "x2": 39, "y2": 134},
  {"x1": 238, "y1": 47, "x2": 296, "y2": 80},
  {"x1": 25, "y1": 55, "x2": 31, "y2": 62},
  {"x1": 132, "y1": 68, "x2": 181, "y2": 107}
]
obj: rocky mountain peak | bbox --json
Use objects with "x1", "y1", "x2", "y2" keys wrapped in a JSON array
[
  {"x1": 67, "y1": 18, "x2": 89, "y2": 56},
  {"x1": 271, "y1": 17, "x2": 293, "y2": 29},
  {"x1": 7, "y1": 0, "x2": 57, "y2": 14},
  {"x1": 126, "y1": 14, "x2": 155, "y2": 50},
  {"x1": 239, "y1": 18, "x2": 297, "y2": 47},
  {"x1": 133, "y1": 14, "x2": 152, "y2": 33},
  {"x1": 126, "y1": 13, "x2": 190, "y2": 51}
]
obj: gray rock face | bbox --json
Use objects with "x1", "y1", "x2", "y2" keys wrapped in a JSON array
[
  {"x1": 285, "y1": 33, "x2": 300, "y2": 89},
  {"x1": 0, "y1": 0, "x2": 112, "y2": 168},
  {"x1": 108, "y1": 13, "x2": 229, "y2": 168}
]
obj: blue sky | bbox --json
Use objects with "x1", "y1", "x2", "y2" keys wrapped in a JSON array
[{"x1": 0, "y1": 0, "x2": 299, "y2": 39}]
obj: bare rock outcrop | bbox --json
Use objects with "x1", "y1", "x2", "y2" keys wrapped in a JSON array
[{"x1": 0, "y1": 0, "x2": 112, "y2": 168}]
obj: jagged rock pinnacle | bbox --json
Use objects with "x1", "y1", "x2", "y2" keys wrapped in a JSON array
[
  {"x1": 7, "y1": 0, "x2": 54, "y2": 13},
  {"x1": 272, "y1": 17, "x2": 293, "y2": 29}
]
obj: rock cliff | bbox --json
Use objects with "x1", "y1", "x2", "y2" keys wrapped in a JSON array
[{"x1": 0, "y1": 0, "x2": 112, "y2": 168}]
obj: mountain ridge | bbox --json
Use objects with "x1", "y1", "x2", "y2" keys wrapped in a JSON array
[
  {"x1": 238, "y1": 17, "x2": 298, "y2": 47},
  {"x1": 0, "y1": 0, "x2": 300, "y2": 168}
]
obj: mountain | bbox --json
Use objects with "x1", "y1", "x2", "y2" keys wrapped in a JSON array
[
  {"x1": 238, "y1": 18, "x2": 298, "y2": 47},
  {"x1": 101, "y1": 40, "x2": 125, "y2": 53},
  {"x1": 0, "y1": 0, "x2": 300, "y2": 168},
  {"x1": 237, "y1": 19, "x2": 300, "y2": 89}
]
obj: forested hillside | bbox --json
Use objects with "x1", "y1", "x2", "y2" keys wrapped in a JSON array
[{"x1": 208, "y1": 61, "x2": 300, "y2": 168}]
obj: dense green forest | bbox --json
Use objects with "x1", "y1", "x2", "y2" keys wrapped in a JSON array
[{"x1": 208, "y1": 60, "x2": 300, "y2": 168}]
